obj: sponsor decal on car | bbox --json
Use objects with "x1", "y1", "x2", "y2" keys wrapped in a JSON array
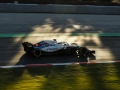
[
  {"x1": 47, "y1": 48, "x2": 58, "y2": 51},
  {"x1": 34, "y1": 41, "x2": 49, "y2": 49}
]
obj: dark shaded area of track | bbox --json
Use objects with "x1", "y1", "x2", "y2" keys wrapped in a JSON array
[{"x1": 16, "y1": 54, "x2": 88, "y2": 65}]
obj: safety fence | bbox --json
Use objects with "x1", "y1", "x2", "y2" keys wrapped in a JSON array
[{"x1": 0, "y1": 3, "x2": 120, "y2": 15}]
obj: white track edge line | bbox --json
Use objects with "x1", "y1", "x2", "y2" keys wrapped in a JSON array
[{"x1": 0, "y1": 61, "x2": 120, "y2": 68}]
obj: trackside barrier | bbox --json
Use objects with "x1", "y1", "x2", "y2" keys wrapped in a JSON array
[
  {"x1": 0, "y1": 61, "x2": 120, "y2": 68},
  {"x1": 53, "y1": 5, "x2": 76, "y2": 13},
  {"x1": 76, "y1": 5, "x2": 120, "y2": 14},
  {"x1": 0, "y1": 3, "x2": 120, "y2": 15}
]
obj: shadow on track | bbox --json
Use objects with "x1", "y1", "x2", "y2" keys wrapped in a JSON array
[
  {"x1": 16, "y1": 53, "x2": 90, "y2": 65},
  {"x1": 12, "y1": 53, "x2": 96, "y2": 77}
]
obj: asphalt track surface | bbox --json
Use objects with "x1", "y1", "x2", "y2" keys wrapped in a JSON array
[{"x1": 0, "y1": 13, "x2": 120, "y2": 66}]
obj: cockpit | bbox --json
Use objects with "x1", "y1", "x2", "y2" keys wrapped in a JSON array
[
  {"x1": 57, "y1": 42, "x2": 69, "y2": 46},
  {"x1": 37, "y1": 39, "x2": 57, "y2": 46}
]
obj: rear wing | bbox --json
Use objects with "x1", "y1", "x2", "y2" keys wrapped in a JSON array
[{"x1": 22, "y1": 42, "x2": 33, "y2": 53}]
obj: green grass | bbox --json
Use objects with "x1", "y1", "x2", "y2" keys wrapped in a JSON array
[{"x1": 0, "y1": 63, "x2": 120, "y2": 90}]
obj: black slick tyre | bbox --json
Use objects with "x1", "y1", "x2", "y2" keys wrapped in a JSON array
[
  {"x1": 79, "y1": 47, "x2": 88, "y2": 56},
  {"x1": 32, "y1": 48, "x2": 41, "y2": 57}
]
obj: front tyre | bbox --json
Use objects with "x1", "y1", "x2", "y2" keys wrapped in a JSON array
[
  {"x1": 79, "y1": 47, "x2": 88, "y2": 56},
  {"x1": 32, "y1": 48, "x2": 41, "y2": 57}
]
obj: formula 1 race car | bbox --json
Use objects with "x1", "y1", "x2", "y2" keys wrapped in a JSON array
[{"x1": 22, "y1": 39, "x2": 96, "y2": 60}]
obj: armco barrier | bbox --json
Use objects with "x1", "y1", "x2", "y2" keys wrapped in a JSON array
[
  {"x1": 53, "y1": 5, "x2": 76, "y2": 13},
  {"x1": 76, "y1": 5, "x2": 120, "y2": 15},
  {"x1": 0, "y1": 3, "x2": 5, "y2": 12},
  {"x1": 0, "y1": 3, "x2": 120, "y2": 15}
]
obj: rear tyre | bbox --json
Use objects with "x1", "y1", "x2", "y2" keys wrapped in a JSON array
[{"x1": 32, "y1": 48, "x2": 41, "y2": 57}]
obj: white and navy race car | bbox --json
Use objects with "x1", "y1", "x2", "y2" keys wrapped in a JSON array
[{"x1": 22, "y1": 39, "x2": 95, "y2": 60}]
